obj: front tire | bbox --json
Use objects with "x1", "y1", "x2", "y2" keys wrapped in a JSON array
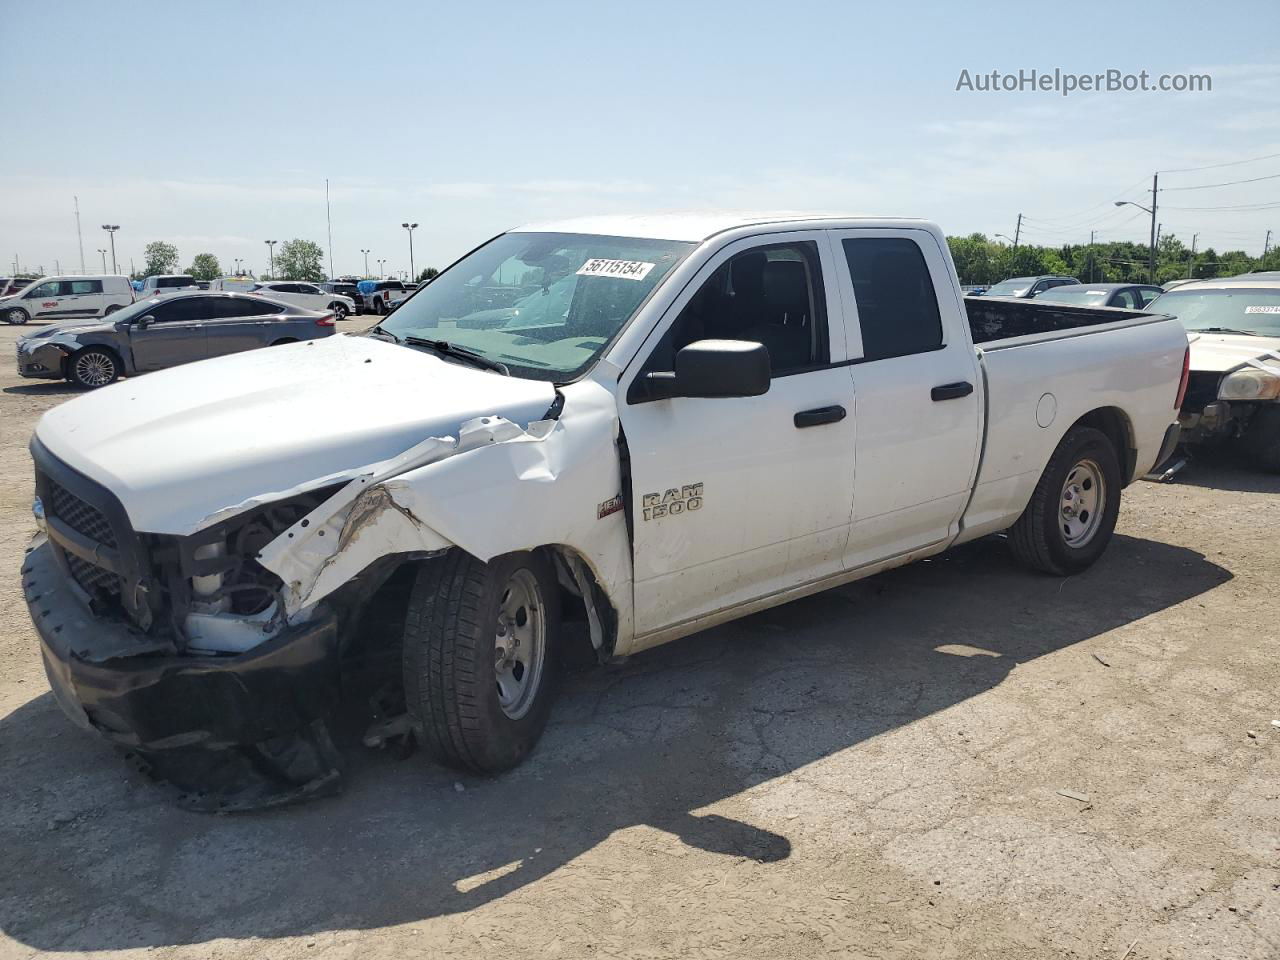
[
  {"x1": 1242, "y1": 406, "x2": 1280, "y2": 472},
  {"x1": 1008, "y1": 426, "x2": 1122, "y2": 575},
  {"x1": 5, "y1": 307, "x2": 29, "y2": 325},
  {"x1": 67, "y1": 347, "x2": 121, "y2": 389},
  {"x1": 403, "y1": 550, "x2": 561, "y2": 774}
]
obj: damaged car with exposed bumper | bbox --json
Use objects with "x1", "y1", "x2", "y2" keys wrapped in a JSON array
[{"x1": 25, "y1": 214, "x2": 1189, "y2": 808}]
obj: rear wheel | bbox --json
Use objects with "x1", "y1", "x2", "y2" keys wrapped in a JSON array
[
  {"x1": 104, "y1": 304, "x2": 121, "y2": 316},
  {"x1": 329, "y1": 302, "x2": 349, "y2": 321},
  {"x1": 1008, "y1": 426, "x2": 1122, "y2": 575},
  {"x1": 67, "y1": 347, "x2": 120, "y2": 389},
  {"x1": 5, "y1": 307, "x2": 29, "y2": 325},
  {"x1": 372, "y1": 298, "x2": 386, "y2": 316},
  {"x1": 403, "y1": 550, "x2": 560, "y2": 774}
]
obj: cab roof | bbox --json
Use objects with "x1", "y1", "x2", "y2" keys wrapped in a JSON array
[{"x1": 511, "y1": 212, "x2": 931, "y2": 243}]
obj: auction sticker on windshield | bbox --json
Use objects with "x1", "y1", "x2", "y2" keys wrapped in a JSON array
[
  {"x1": 576, "y1": 259, "x2": 656, "y2": 281},
  {"x1": 1244, "y1": 305, "x2": 1280, "y2": 314}
]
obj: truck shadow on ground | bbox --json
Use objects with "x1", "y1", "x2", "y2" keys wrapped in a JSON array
[
  {"x1": 1168, "y1": 446, "x2": 1280, "y2": 494},
  {"x1": 0, "y1": 532, "x2": 1230, "y2": 950}
]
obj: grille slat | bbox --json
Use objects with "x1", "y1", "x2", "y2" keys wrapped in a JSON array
[{"x1": 49, "y1": 481, "x2": 117, "y2": 548}]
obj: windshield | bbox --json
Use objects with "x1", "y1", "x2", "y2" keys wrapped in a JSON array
[
  {"x1": 1148, "y1": 288, "x2": 1280, "y2": 337},
  {"x1": 380, "y1": 231, "x2": 693, "y2": 381},
  {"x1": 986, "y1": 278, "x2": 1034, "y2": 297},
  {"x1": 1035, "y1": 287, "x2": 1111, "y2": 306}
]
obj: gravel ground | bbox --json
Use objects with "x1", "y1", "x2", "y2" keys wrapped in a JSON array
[{"x1": 0, "y1": 318, "x2": 1276, "y2": 959}]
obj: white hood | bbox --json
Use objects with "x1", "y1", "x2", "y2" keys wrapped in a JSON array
[
  {"x1": 34, "y1": 334, "x2": 557, "y2": 534},
  {"x1": 1187, "y1": 332, "x2": 1280, "y2": 374}
]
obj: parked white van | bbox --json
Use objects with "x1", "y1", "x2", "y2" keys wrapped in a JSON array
[{"x1": 0, "y1": 275, "x2": 134, "y2": 325}]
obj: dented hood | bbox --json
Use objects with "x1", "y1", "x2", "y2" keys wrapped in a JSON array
[
  {"x1": 1187, "y1": 332, "x2": 1280, "y2": 373},
  {"x1": 34, "y1": 334, "x2": 556, "y2": 534}
]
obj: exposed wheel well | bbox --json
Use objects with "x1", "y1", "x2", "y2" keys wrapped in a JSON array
[{"x1": 1071, "y1": 407, "x2": 1136, "y2": 484}]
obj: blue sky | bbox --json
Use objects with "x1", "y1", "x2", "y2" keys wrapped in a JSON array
[{"x1": 3, "y1": 0, "x2": 1279, "y2": 278}]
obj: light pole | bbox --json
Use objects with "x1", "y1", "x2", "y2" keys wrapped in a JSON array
[
  {"x1": 97, "y1": 248, "x2": 108, "y2": 273},
  {"x1": 994, "y1": 233, "x2": 1015, "y2": 245},
  {"x1": 377, "y1": 258, "x2": 386, "y2": 277},
  {"x1": 1115, "y1": 173, "x2": 1158, "y2": 283},
  {"x1": 361, "y1": 248, "x2": 371, "y2": 277},
  {"x1": 233, "y1": 258, "x2": 243, "y2": 275},
  {"x1": 264, "y1": 240, "x2": 277, "y2": 279},
  {"x1": 101, "y1": 225, "x2": 120, "y2": 273},
  {"x1": 402, "y1": 222, "x2": 418, "y2": 280}
]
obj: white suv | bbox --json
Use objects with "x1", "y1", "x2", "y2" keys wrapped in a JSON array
[
  {"x1": 0, "y1": 275, "x2": 135, "y2": 325},
  {"x1": 251, "y1": 281, "x2": 357, "y2": 320}
]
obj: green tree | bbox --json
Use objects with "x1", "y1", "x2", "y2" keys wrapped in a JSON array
[
  {"x1": 143, "y1": 241, "x2": 180, "y2": 276},
  {"x1": 417, "y1": 266, "x2": 440, "y2": 283},
  {"x1": 188, "y1": 253, "x2": 221, "y2": 281},
  {"x1": 275, "y1": 239, "x2": 327, "y2": 281}
]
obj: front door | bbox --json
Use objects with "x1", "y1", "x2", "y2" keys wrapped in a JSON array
[
  {"x1": 618, "y1": 232, "x2": 857, "y2": 639},
  {"x1": 22, "y1": 280, "x2": 69, "y2": 321},
  {"x1": 128, "y1": 296, "x2": 210, "y2": 371},
  {"x1": 825, "y1": 229, "x2": 983, "y2": 569}
]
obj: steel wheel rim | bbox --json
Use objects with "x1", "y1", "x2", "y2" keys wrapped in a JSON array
[
  {"x1": 493, "y1": 567, "x2": 546, "y2": 720},
  {"x1": 1060, "y1": 458, "x2": 1105, "y2": 548},
  {"x1": 75, "y1": 352, "x2": 114, "y2": 387}
]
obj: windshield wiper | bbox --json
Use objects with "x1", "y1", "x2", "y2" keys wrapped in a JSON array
[
  {"x1": 404, "y1": 336, "x2": 510, "y2": 375},
  {"x1": 366, "y1": 324, "x2": 401, "y2": 343},
  {"x1": 1195, "y1": 326, "x2": 1260, "y2": 336}
]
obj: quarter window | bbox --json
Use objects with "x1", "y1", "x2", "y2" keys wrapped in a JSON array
[
  {"x1": 840, "y1": 238, "x2": 943, "y2": 361},
  {"x1": 69, "y1": 280, "x2": 103, "y2": 295}
]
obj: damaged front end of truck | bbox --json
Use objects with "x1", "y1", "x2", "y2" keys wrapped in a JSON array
[{"x1": 25, "y1": 380, "x2": 629, "y2": 811}]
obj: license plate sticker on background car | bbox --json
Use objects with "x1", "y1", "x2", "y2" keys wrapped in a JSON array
[{"x1": 576, "y1": 259, "x2": 656, "y2": 281}]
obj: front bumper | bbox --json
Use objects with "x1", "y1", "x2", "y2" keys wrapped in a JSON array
[
  {"x1": 24, "y1": 536, "x2": 340, "y2": 751},
  {"x1": 16, "y1": 342, "x2": 67, "y2": 380}
]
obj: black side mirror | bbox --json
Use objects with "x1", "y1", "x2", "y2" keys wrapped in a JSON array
[
  {"x1": 135, "y1": 315, "x2": 155, "y2": 329},
  {"x1": 641, "y1": 339, "x2": 771, "y2": 401}
]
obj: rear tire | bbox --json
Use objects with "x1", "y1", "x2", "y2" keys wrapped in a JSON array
[
  {"x1": 104, "y1": 304, "x2": 121, "y2": 316},
  {"x1": 403, "y1": 550, "x2": 560, "y2": 774},
  {"x1": 1008, "y1": 426, "x2": 1121, "y2": 575},
  {"x1": 329, "y1": 302, "x2": 349, "y2": 321},
  {"x1": 5, "y1": 307, "x2": 29, "y2": 325},
  {"x1": 373, "y1": 299, "x2": 386, "y2": 316},
  {"x1": 67, "y1": 347, "x2": 121, "y2": 389},
  {"x1": 1242, "y1": 406, "x2": 1280, "y2": 472}
]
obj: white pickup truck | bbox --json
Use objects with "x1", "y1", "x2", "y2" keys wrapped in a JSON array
[{"x1": 24, "y1": 214, "x2": 1188, "y2": 807}]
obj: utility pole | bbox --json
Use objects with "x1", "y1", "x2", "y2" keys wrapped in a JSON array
[
  {"x1": 74, "y1": 196, "x2": 86, "y2": 274},
  {"x1": 1187, "y1": 233, "x2": 1198, "y2": 279},
  {"x1": 402, "y1": 222, "x2": 418, "y2": 280},
  {"x1": 101, "y1": 225, "x2": 120, "y2": 274},
  {"x1": 325, "y1": 178, "x2": 334, "y2": 281},
  {"x1": 1148, "y1": 174, "x2": 1158, "y2": 284},
  {"x1": 1012, "y1": 213, "x2": 1022, "y2": 250},
  {"x1": 1089, "y1": 230, "x2": 1096, "y2": 282},
  {"x1": 1265, "y1": 230, "x2": 1273, "y2": 258}
]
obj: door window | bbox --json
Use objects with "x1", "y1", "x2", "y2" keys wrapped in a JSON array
[
  {"x1": 151, "y1": 298, "x2": 214, "y2": 322},
  {"x1": 645, "y1": 241, "x2": 828, "y2": 378},
  {"x1": 26, "y1": 281, "x2": 61, "y2": 298},
  {"x1": 839, "y1": 237, "x2": 943, "y2": 361},
  {"x1": 68, "y1": 280, "x2": 103, "y2": 295}
]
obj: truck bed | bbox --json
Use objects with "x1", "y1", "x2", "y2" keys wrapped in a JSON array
[{"x1": 965, "y1": 297, "x2": 1154, "y2": 345}]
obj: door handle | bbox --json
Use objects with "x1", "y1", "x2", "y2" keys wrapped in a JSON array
[
  {"x1": 931, "y1": 381, "x2": 974, "y2": 402},
  {"x1": 794, "y1": 405, "x2": 846, "y2": 428}
]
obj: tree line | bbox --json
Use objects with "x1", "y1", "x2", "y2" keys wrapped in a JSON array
[
  {"x1": 137, "y1": 240, "x2": 439, "y2": 283},
  {"x1": 947, "y1": 233, "x2": 1280, "y2": 286}
]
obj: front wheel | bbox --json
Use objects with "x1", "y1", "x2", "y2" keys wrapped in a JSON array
[
  {"x1": 67, "y1": 347, "x2": 121, "y2": 389},
  {"x1": 1008, "y1": 426, "x2": 1122, "y2": 575},
  {"x1": 5, "y1": 307, "x2": 29, "y2": 325},
  {"x1": 403, "y1": 550, "x2": 561, "y2": 774},
  {"x1": 1242, "y1": 406, "x2": 1280, "y2": 472}
]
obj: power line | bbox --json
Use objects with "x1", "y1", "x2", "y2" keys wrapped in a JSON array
[
  {"x1": 1163, "y1": 171, "x2": 1280, "y2": 191},
  {"x1": 1160, "y1": 151, "x2": 1280, "y2": 174},
  {"x1": 1161, "y1": 200, "x2": 1280, "y2": 211}
]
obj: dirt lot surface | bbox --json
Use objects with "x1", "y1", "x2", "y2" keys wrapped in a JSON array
[{"x1": 0, "y1": 318, "x2": 1276, "y2": 959}]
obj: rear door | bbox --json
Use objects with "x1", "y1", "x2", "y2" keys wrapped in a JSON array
[
  {"x1": 205, "y1": 297, "x2": 288, "y2": 357},
  {"x1": 128, "y1": 297, "x2": 211, "y2": 370},
  {"x1": 825, "y1": 229, "x2": 983, "y2": 569},
  {"x1": 63, "y1": 279, "x2": 105, "y2": 317},
  {"x1": 618, "y1": 231, "x2": 857, "y2": 638},
  {"x1": 292, "y1": 283, "x2": 328, "y2": 310}
]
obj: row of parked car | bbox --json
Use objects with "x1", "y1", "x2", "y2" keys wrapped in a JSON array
[
  {"x1": 0, "y1": 273, "x2": 420, "y2": 326},
  {"x1": 966, "y1": 274, "x2": 1167, "y2": 308}
]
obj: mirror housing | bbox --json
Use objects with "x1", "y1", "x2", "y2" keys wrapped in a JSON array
[
  {"x1": 135, "y1": 315, "x2": 155, "y2": 329},
  {"x1": 641, "y1": 339, "x2": 771, "y2": 401}
]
